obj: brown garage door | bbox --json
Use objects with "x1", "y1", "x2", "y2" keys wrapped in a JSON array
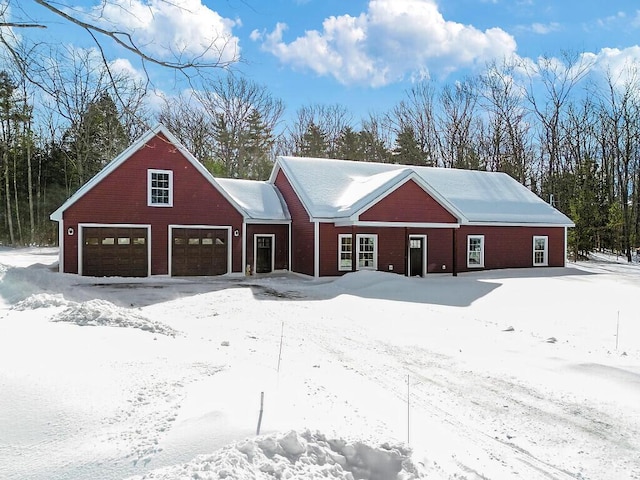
[
  {"x1": 172, "y1": 228, "x2": 228, "y2": 276},
  {"x1": 83, "y1": 227, "x2": 148, "y2": 277}
]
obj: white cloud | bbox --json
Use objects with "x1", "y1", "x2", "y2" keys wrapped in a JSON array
[
  {"x1": 529, "y1": 22, "x2": 561, "y2": 35},
  {"x1": 254, "y1": 0, "x2": 517, "y2": 87},
  {"x1": 80, "y1": 0, "x2": 240, "y2": 66},
  {"x1": 586, "y1": 46, "x2": 640, "y2": 87}
]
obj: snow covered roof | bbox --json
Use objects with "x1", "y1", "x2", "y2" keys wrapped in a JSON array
[
  {"x1": 215, "y1": 178, "x2": 290, "y2": 222},
  {"x1": 273, "y1": 156, "x2": 574, "y2": 226}
]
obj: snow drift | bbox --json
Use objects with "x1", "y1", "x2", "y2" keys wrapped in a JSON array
[{"x1": 128, "y1": 430, "x2": 422, "y2": 480}]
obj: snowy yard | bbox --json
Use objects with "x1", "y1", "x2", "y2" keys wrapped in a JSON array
[{"x1": 1, "y1": 248, "x2": 639, "y2": 480}]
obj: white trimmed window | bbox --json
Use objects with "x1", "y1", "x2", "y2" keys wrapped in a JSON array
[
  {"x1": 533, "y1": 236, "x2": 548, "y2": 266},
  {"x1": 338, "y1": 234, "x2": 353, "y2": 271},
  {"x1": 357, "y1": 234, "x2": 377, "y2": 270},
  {"x1": 467, "y1": 235, "x2": 484, "y2": 268},
  {"x1": 148, "y1": 169, "x2": 173, "y2": 207}
]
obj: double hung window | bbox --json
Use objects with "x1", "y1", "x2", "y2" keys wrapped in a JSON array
[
  {"x1": 148, "y1": 169, "x2": 173, "y2": 207},
  {"x1": 467, "y1": 235, "x2": 484, "y2": 268},
  {"x1": 337, "y1": 234, "x2": 378, "y2": 271},
  {"x1": 533, "y1": 236, "x2": 548, "y2": 266}
]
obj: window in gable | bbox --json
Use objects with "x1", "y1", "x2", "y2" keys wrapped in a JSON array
[
  {"x1": 467, "y1": 235, "x2": 484, "y2": 268},
  {"x1": 148, "y1": 169, "x2": 173, "y2": 207}
]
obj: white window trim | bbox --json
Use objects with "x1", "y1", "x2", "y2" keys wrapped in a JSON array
[
  {"x1": 148, "y1": 169, "x2": 173, "y2": 207},
  {"x1": 467, "y1": 234, "x2": 485, "y2": 268},
  {"x1": 356, "y1": 234, "x2": 378, "y2": 270},
  {"x1": 338, "y1": 234, "x2": 353, "y2": 271},
  {"x1": 533, "y1": 235, "x2": 549, "y2": 266}
]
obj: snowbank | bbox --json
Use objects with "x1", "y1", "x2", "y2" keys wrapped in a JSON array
[
  {"x1": 51, "y1": 298, "x2": 180, "y2": 337},
  {"x1": 128, "y1": 430, "x2": 423, "y2": 480}
]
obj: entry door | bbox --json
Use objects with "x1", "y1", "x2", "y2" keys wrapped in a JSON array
[
  {"x1": 409, "y1": 236, "x2": 426, "y2": 277},
  {"x1": 255, "y1": 235, "x2": 274, "y2": 273}
]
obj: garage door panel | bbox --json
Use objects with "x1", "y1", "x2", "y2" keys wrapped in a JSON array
[
  {"x1": 82, "y1": 227, "x2": 148, "y2": 277},
  {"x1": 172, "y1": 228, "x2": 228, "y2": 276}
]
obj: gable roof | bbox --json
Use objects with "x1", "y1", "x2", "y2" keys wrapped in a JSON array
[
  {"x1": 215, "y1": 178, "x2": 290, "y2": 222},
  {"x1": 49, "y1": 124, "x2": 288, "y2": 223},
  {"x1": 272, "y1": 156, "x2": 574, "y2": 226}
]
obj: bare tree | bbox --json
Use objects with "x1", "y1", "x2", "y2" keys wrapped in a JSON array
[
  {"x1": 436, "y1": 77, "x2": 480, "y2": 169},
  {"x1": 388, "y1": 81, "x2": 438, "y2": 166},
  {"x1": 478, "y1": 59, "x2": 532, "y2": 182},
  {"x1": 0, "y1": 1, "x2": 238, "y2": 77},
  {"x1": 284, "y1": 103, "x2": 352, "y2": 157},
  {"x1": 520, "y1": 51, "x2": 594, "y2": 201}
]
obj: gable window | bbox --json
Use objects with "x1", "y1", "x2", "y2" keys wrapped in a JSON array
[
  {"x1": 533, "y1": 236, "x2": 548, "y2": 266},
  {"x1": 467, "y1": 235, "x2": 484, "y2": 268},
  {"x1": 357, "y1": 234, "x2": 377, "y2": 270},
  {"x1": 338, "y1": 234, "x2": 353, "y2": 271},
  {"x1": 148, "y1": 169, "x2": 173, "y2": 207}
]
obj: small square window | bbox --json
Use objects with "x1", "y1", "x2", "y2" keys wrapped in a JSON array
[
  {"x1": 118, "y1": 237, "x2": 131, "y2": 245},
  {"x1": 102, "y1": 237, "x2": 115, "y2": 245}
]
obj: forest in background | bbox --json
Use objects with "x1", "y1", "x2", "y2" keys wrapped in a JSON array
[{"x1": 1, "y1": 46, "x2": 639, "y2": 262}]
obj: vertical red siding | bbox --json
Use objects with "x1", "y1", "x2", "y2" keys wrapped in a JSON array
[
  {"x1": 61, "y1": 133, "x2": 244, "y2": 275},
  {"x1": 456, "y1": 226, "x2": 566, "y2": 273},
  {"x1": 360, "y1": 179, "x2": 458, "y2": 223},
  {"x1": 274, "y1": 169, "x2": 315, "y2": 276},
  {"x1": 246, "y1": 224, "x2": 290, "y2": 271},
  {"x1": 318, "y1": 224, "x2": 456, "y2": 276}
]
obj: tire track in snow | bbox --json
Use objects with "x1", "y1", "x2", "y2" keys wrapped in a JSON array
[{"x1": 303, "y1": 317, "x2": 638, "y2": 479}]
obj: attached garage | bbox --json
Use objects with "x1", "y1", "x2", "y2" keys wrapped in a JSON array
[
  {"x1": 171, "y1": 227, "x2": 230, "y2": 276},
  {"x1": 82, "y1": 226, "x2": 149, "y2": 277}
]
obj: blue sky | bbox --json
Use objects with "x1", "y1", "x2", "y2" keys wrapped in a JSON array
[{"x1": 9, "y1": 0, "x2": 640, "y2": 124}]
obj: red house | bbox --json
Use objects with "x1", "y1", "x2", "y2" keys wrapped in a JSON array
[{"x1": 50, "y1": 125, "x2": 573, "y2": 278}]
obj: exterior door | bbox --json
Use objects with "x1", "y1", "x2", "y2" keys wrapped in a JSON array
[
  {"x1": 409, "y1": 236, "x2": 426, "y2": 277},
  {"x1": 255, "y1": 235, "x2": 273, "y2": 273},
  {"x1": 82, "y1": 226, "x2": 148, "y2": 277},
  {"x1": 172, "y1": 228, "x2": 228, "y2": 276}
]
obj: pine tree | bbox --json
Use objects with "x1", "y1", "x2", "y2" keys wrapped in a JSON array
[
  {"x1": 392, "y1": 125, "x2": 425, "y2": 165},
  {"x1": 299, "y1": 122, "x2": 329, "y2": 158}
]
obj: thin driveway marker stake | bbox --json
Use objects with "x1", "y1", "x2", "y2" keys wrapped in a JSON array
[
  {"x1": 407, "y1": 374, "x2": 410, "y2": 445},
  {"x1": 277, "y1": 320, "x2": 284, "y2": 373},
  {"x1": 616, "y1": 311, "x2": 620, "y2": 351},
  {"x1": 257, "y1": 391, "x2": 264, "y2": 435}
]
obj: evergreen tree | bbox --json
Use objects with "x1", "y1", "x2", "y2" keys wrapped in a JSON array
[
  {"x1": 335, "y1": 126, "x2": 362, "y2": 160},
  {"x1": 243, "y1": 109, "x2": 274, "y2": 180},
  {"x1": 299, "y1": 122, "x2": 329, "y2": 158},
  {"x1": 63, "y1": 92, "x2": 128, "y2": 186},
  {"x1": 392, "y1": 125, "x2": 425, "y2": 165},
  {"x1": 569, "y1": 157, "x2": 599, "y2": 259}
]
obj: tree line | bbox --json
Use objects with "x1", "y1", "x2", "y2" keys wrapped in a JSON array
[{"x1": 1, "y1": 49, "x2": 640, "y2": 262}]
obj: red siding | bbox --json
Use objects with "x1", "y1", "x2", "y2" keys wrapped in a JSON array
[
  {"x1": 246, "y1": 224, "x2": 290, "y2": 271},
  {"x1": 62, "y1": 133, "x2": 244, "y2": 275},
  {"x1": 360, "y1": 179, "x2": 458, "y2": 223},
  {"x1": 274, "y1": 169, "x2": 315, "y2": 276},
  {"x1": 456, "y1": 226, "x2": 566, "y2": 273},
  {"x1": 318, "y1": 224, "x2": 456, "y2": 276}
]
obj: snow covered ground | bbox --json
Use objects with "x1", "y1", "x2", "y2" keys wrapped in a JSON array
[{"x1": 1, "y1": 247, "x2": 639, "y2": 480}]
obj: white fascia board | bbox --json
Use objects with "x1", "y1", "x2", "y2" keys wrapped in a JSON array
[
  {"x1": 244, "y1": 219, "x2": 292, "y2": 225},
  {"x1": 334, "y1": 220, "x2": 460, "y2": 229},
  {"x1": 349, "y1": 171, "x2": 466, "y2": 224},
  {"x1": 462, "y1": 221, "x2": 575, "y2": 228}
]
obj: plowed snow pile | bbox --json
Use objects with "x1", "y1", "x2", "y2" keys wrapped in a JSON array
[
  {"x1": 13, "y1": 293, "x2": 179, "y2": 337},
  {"x1": 129, "y1": 430, "x2": 422, "y2": 480}
]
